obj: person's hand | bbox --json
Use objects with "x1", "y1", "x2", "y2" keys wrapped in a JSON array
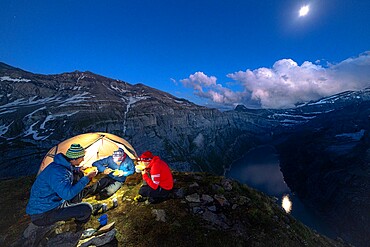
[
  {"x1": 135, "y1": 166, "x2": 142, "y2": 173},
  {"x1": 141, "y1": 170, "x2": 146, "y2": 175},
  {"x1": 86, "y1": 170, "x2": 97, "y2": 180},
  {"x1": 79, "y1": 166, "x2": 87, "y2": 172},
  {"x1": 103, "y1": 168, "x2": 113, "y2": 175}
]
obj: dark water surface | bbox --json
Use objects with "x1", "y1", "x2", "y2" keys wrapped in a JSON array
[{"x1": 226, "y1": 145, "x2": 335, "y2": 238}]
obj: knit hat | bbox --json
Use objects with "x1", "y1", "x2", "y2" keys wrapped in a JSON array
[
  {"x1": 66, "y1": 143, "x2": 85, "y2": 159},
  {"x1": 139, "y1": 151, "x2": 154, "y2": 161}
]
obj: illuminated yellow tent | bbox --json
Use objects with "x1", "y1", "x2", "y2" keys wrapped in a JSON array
[{"x1": 38, "y1": 132, "x2": 138, "y2": 174}]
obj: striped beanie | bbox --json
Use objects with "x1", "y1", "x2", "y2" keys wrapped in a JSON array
[
  {"x1": 113, "y1": 148, "x2": 125, "y2": 158},
  {"x1": 66, "y1": 143, "x2": 85, "y2": 159}
]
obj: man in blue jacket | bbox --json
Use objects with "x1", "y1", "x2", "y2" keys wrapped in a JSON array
[
  {"x1": 26, "y1": 144, "x2": 97, "y2": 231},
  {"x1": 92, "y1": 148, "x2": 134, "y2": 199}
]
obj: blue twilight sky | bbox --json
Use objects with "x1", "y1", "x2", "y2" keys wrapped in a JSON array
[{"x1": 1, "y1": 0, "x2": 370, "y2": 109}]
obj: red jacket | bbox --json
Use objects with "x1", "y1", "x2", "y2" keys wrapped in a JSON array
[{"x1": 142, "y1": 156, "x2": 173, "y2": 190}]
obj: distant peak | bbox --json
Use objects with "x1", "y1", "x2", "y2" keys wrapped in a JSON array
[{"x1": 234, "y1": 105, "x2": 248, "y2": 112}]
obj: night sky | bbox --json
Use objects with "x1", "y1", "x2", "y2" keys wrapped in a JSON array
[{"x1": 1, "y1": 0, "x2": 369, "y2": 109}]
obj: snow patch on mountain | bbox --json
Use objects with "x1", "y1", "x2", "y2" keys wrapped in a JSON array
[
  {"x1": 77, "y1": 75, "x2": 85, "y2": 83},
  {"x1": 57, "y1": 92, "x2": 91, "y2": 107},
  {"x1": 110, "y1": 84, "x2": 129, "y2": 93},
  {"x1": 335, "y1": 129, "x2": 365, "y2": 141},
  {"x1": 122, "y1": 95, "x2": 150, "y2": 134},
  {"x1": 0, "y1": 96, "x2": 61, "y2": 111},
  {"x1": 40, "y1": 111, "x2": 79, "y2": 129},
  {"x1": 24, "y1": 106, "x2": 47, "y2": 120},
  {"x1": 272, "y1": 113, "x2": 316, "y2": 120},
  {"x1": 0, "y1": 109, "x2": 16, "y2": 115},
  {"x1": 23, "y1": 121, "x2": 47, "y2": 140},
  {"x1": 0, "y1": 121, "x2": 14, "y2": 137},
  {"x1": 0, "y1": 76, "x2": 31, "y2": 82}
]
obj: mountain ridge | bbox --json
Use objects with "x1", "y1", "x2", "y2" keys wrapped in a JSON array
[{"x1": 1, "y1": 62, "x2": 271, "y2": 177}]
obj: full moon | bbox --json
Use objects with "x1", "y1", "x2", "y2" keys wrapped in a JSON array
[{"x1": 299, "y1": 5, "x2": 310, "y2": 17}]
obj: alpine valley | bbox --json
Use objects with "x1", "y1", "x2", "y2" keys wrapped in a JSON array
[{"x1": 0, "y1": 62, "x2": 369, "y2": 246}]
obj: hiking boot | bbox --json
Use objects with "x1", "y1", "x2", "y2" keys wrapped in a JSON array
[
  {"x1": 80, "y1": 228, "x2": 96, "y2": 240},
  {"x1": 148, "y1": 197, "x2": 167, "y2": 204},
  {"x1": 134, "y1": 195, "x2": 147, "y2": 202},
  {"x1": 19, "y1": 222, "x2": 57, "y2": 247}
]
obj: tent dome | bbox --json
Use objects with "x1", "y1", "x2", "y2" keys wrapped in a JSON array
[{"x1": 38, "y1": 132, "x2": 137, "y2": 174}]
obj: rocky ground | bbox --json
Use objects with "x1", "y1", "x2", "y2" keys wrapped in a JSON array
[{"x1": 0, "y1": 172, "x2": 350, "y2": 247}]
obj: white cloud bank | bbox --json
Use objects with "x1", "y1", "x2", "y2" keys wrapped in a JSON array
[{"x1": 179, "y1": 51, "x2": 370, "y2": 109}]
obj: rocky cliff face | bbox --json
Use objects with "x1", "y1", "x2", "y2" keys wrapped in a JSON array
[{"x1": 0, "y1": 62, "x2": 275, "y2": 178}]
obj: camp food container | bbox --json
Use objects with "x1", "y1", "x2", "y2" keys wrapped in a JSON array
[
  {"x1": 135, "y1": 164, "x2": 146, "y2": 173},
  {"x1": 82, "y1": 166, "x2": 98, "y2": 175},
  {"x1": 98, "y1": 214, "x2": 108, "y2": 226},
  {"x1": 112, "y1": 170, "x2": 124, "y2": 176}
]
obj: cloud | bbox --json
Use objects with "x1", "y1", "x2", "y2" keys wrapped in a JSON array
[
  {"x1": 170, "y1": 78, "x2": 178, "y2": 85},
  {"x1": 180, "y1": 72, "x2": 247, "y2": 105},
  {"x1": 180, "y1": 72, "x2": 217, "y2": 92},
  {"x1": 179, "y1": 52, "x2": 370, "y2": 109}
]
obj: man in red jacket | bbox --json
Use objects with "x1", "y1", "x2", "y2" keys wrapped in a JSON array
[{"x1": 136, "y1": 151, "x2": 173, "y2": 203}]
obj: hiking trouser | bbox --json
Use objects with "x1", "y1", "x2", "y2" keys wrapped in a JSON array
[
  {"x1": 30, "y1": 201, "x2": 93, "y2": 226},
  {"x1": 95, "y1": 176, "x2": 123, "y2": 199},
  {"x1": 68, "y1": 182, "x2": 99, "y2": 203},
  {"x1": 139, "y1": 185, "x2": 171, "y2": 199}
]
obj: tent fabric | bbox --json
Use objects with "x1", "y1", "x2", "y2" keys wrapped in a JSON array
[{"x1": 38, "y1": 132, "x2": 138, "y2": 174}]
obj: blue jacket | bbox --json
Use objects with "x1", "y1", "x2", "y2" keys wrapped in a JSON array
[
  {"x1": 26, "y1": 154, "x2": 90, "y2": 215},
  {"x1": 92, "y1": 155, "x2": 134, "y2": 182}
]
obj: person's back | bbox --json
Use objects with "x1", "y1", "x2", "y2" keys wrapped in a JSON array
[
  {"x1": 136, "y1": 151, "x2": 174, "y2": 203},
  {"x1": 26, "y1": 162, "x2": 64, "y2": 215},
  {"x1": 27, "y1": 153, "x2": 88, "y2": 215},
  {"x1": 150, "y1": 156, "x2": 173, "y2": 190},
  {"x1": 26, "y1": 143, "x2": 97, "y2": 230}
]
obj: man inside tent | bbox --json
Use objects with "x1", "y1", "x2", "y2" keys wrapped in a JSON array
[
  {"x1": 134, "y1": 151, "x2": 174, "y2": 204},
  {"x1": 92, "y1": 148, "x2": 135, "y2": 199},
  {"x1": 26, "y1": 144, "x2": 97, "y2": 231}
]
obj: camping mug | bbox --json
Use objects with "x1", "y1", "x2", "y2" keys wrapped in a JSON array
[
  {"x1": 112, "y1": 198, "x2": 118, "y2": 208},
  {"x1": 102, "y1": 203, "x2": 107, "y2": 213}
]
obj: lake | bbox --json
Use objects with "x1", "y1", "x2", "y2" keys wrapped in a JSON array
[{"x1": 226, "y1": 145, "x2": 335, "y2": 238}]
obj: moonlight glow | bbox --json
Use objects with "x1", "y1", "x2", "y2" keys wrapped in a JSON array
[
  {"x1": 282, "y1": 195, "x2": 292, "y2": 213},
  {"x1": 299, "y1": 5, "x2": 310, "y2": 17}
]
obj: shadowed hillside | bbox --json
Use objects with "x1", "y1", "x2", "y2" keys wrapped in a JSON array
[{"x1": 0, "y1": 172, "x2": 349, "y2": 247}]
